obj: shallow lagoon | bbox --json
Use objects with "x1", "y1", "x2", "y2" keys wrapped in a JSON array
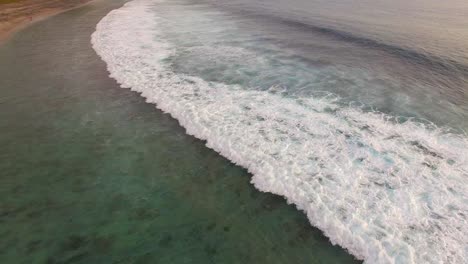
[{"x1": 0, "y1": 1, "x2": 359, "y2": 263}]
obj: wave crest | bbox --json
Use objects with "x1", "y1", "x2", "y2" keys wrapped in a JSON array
[{"x1": 92, "y1": 1, "x2": 468, "y2": 263}]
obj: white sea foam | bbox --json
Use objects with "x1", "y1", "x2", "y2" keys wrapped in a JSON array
[{"x1": 91, "y1": 0, "x2": 468, "y2": 263}]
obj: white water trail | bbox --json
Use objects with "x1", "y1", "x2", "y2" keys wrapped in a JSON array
[{"x1": 91, "y1": 1, "x2": 468, "y2": 263}]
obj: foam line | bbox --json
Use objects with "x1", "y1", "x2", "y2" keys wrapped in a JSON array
[{"x1": 92, "y1": 1, "x2": 468, "y2": 263}]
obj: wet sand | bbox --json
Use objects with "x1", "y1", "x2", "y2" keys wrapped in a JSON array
[
  {"x1": 0, "y1": 0, "x2": 92, "y2": 42},
  {"x1": 0, "y1": 1, "x2": 360, "y2": 263}
]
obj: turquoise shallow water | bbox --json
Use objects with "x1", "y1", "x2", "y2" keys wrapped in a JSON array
[{"x1": 0, "y1": 1, "x2": 360, "y2": 263}]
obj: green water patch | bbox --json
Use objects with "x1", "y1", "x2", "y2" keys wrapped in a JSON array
[{"x1": 0, "y1": 1, "x2": 360, "y2": 263}]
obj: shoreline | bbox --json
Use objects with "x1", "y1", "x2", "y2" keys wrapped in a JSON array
[{"x1": 0, "y1": 0, "x2": 94, "y2": 43}]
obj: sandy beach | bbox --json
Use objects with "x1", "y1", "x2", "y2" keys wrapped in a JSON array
[{"x1": 0, "y1": 0, "x2": 92, "y2": 42}]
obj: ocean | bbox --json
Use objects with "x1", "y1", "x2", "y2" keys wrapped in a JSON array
[{"x1": 92, "y1": 0, "x2": 468, "y2": 263}]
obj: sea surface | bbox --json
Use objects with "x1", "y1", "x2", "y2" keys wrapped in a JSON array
[
  {"x1": 92, "y1": 0, "x2": 468, "y2": 263},
  {"x1": 0, "y1": 0, "x2": 360, "y2": 263}
]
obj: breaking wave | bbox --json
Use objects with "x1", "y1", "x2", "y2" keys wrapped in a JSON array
[{"x1": 91, "y1": 0, "x2": 468, "y2": 263}]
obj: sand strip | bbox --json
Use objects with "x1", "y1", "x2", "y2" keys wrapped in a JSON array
[{"x1": 0, "y1": 0, "x2": 93, "y2": 42}]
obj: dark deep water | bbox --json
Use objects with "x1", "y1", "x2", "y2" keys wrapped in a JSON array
[
  {"x1": 0, "y1": 0, "x2": 360, "y2": 263},
  {"x1": 170, "y1": 0, "x2": 468, "y2": 130}
]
